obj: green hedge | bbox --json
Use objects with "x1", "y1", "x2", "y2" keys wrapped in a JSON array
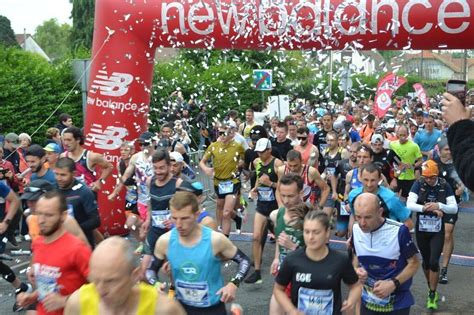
[{"x1": 0, "y1": 46, "x2": 82, "y2": 144}]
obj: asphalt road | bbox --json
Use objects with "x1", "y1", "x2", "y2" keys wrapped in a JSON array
[{"x1": 2, "y1": 195, "x2": 474, "y2": 314}]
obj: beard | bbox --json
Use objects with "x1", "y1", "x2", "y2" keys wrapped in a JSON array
[{"x1": 40, "y1": 219, "x2": 62, "y2": 236}]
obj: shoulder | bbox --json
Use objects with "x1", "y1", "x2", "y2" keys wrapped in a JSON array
[
  {"x1": 156, "y1": 293, "x2": 186, "y2": 315},
  {"x1": 64, "y1": 288, "x2": 82, "y2": 314}
]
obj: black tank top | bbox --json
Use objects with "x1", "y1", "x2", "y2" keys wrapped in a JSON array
[
  {"x1": 149, "y1": 177, "x2": 177, "y2": 211},
  {"x1": 119, "y1": 159, "x2": 135, "y2": 186},
  {"x1": 256, "y1": 158, "x2": 278, "y2": 188}
]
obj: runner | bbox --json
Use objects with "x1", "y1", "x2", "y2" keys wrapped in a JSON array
[
  {"x1": 61, "y1": 126, "x2": 113, "y2": 193},
  {"x1": 433, "y1": 136, "x2": 464, "y2": 284},
  {"x1": 407, "y1": 160, "x2": 458, "y2": 310},
  {"x1": 54, "y1": 157, "x2": 100, "y2": 247},
  {"x1": 293, "y1": 127, "x2": 319, "y2": 168},
  {"x1": 199, "y1": 122, "x2": 245, "y2": 237},
  {"x1": 64, "y1": 237, "x2": 185, "y2": 315},
  {"x1": 273, "y1": 211, "x2": 361, "y2": 315},
  {"x1": 245, "y1": 138, "x2": 283, "y2": 285},
  {"x1": 277, "y1": 150, "x2": 329, "y2": 208},
  {"x1": 271, "y1": 122, "x2": 293, "y2": 161},
  {"x1": 153, "y1": 191, "x2": 251, "y2": 315},
  {"x1": 16, "y1": 191, "x2": 92, "y2": 315},
  {"x1": 142, "y1": 149, "x2": 182, "y2": 284},
  {"x1": 176, "y1": 180, "x2": 217, "y2": 230},
  {"x1": 352, "y1": 193, "x2": 420, "y2": 315},
  {"x1": 312, "y1": 112, "x2": 335, "y2": 173},
  {"x1": 388, "y1": 125, "x2": 423, "y2": 202}
]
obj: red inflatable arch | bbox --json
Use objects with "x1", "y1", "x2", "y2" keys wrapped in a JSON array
[{"x1": 84, "y1": 0, "x2": 474, "y2": 235}]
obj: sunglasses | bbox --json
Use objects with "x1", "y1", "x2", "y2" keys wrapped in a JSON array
[
  {"x1": 25, "y1": 186, "x2": 46, "y2": 193},
  {"x1": 219, "y1": 131, "x2": 227, "y2": 136},
  {"x1": 138, "y1": 141, "x2": 150, "y2": 146},
  {"x1": 297, "y1": 136, "x2": 307, "y2": 140}
]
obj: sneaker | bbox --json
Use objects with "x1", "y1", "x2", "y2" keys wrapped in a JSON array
[
  {"x1": 230, "y1": 303, "x2": 243, "y2": 315},
  {"x1": 244, "y1": 271, "x2": 262, "y2": 284},
  {"x1": 13, "y1": 283, "x2": 32, "y2": 312},
  {"x1": 234, "y1": 215, "x2": 242, "y2": 231},
  {"x1": 439, "y1": 268, "x2": 448, "y2": 284},
  {"x1": 426, "y1": 291, "x2": 439, "y2": 310}
]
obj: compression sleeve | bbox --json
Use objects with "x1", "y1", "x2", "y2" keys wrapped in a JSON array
[{"x1": 230, "y1": 248, "x2": 251, "y2": 282}]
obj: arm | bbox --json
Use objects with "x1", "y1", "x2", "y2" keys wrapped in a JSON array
[
  {"x1": 344, "y1": 170, "x2": 353, "y2": 200},
  {"x1": 79, "y1": 189, "x2": 101, "y2": 231},
  {"x1": 273, "y1": 283, "x2": 302, "y2": 315},
  {"x1": 89, "y1": 152, "x2": 114, "y2": 192},
  {"x1": 64, "y1": 217, "x2": 91, "y2": 248},
  {"x1": 199, "y1": 151, "x2": 214, "y2": 177},
  {"x1": 407, "y1": 192, "x2": 424, "y2": 213},
  {"x1": 155, "y1": 294, "x2": 186, "y2": 315},
  {"x1": 64, "y1": 290, "x2": 80, "y2": 315},
  {"x1": 0, "y1": 190, "x2": 20, "y2": 234},
  {"x1": 310, "y1": 167, "x2": 329, "y2": 208}
]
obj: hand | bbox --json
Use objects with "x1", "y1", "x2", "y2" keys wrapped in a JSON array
[
  {"x1": 271, "y1": 258, "x2": 279, "y2": 276},
  {"x1": 42, "y1": 292, "x2": 68, "y2": 312},
  {"x1": 107, "y1": 192, "x2": 117, "y2": 201},
  {"x1": 0, "y1": 221, "x2": 8, "y2": 234},
  {"x1": 340, "y1": 297, "x2": 357, "y2": 312},
  {"x1": 442, "y1": 92, "x2": 471, "y2": 125},
  {"x1": 373, "y1": 280, "x2": 396, "y2": 298},
  {"x1": 140, "y1": 220, "x2": 150, "y2": 238},
  {"x1": 90, "y1": 180, "x2": 102, "y2": 192},
  {"x1": 163, "y1": 219, "x2": 173, "y2": 230},
  {"x1": 332, "y1": 192, "x2": 338, "y2": 201},
  {"x1": 423, "y1": 202, "x2": 439, "y2": 212},
  {"x1": 216, "y1": 282, "x2": 237, "y2": 303},
  {"x1": 162, "y1": 261, "x2": 171, "y2": 276},
  {"x1": 433, "y1": 209, "x2": 444, "y2": 218},
  {"x1": 16, "y1": 292, "x2": 38, "y2": 309},
  {"x1": 5, "y1": 170, "x2": 13, "y2": 179},
  {"x1": 278, "y1": 232, "x2": 297, "y2": 251},
  {"x1": 455, "y1": 184, "x2": 465, "y2": 197},
  {"x1": 202, "y1": 166, "x2": 214, "y2": 178},
  {"x1": 356, "y1": 267, "x2": 368, "y2": 284},
  {"x1": 27, "y1": 267, "x2": 36, "y2": 286},
  {"x1": 249, "y1": 188, "x2": 258, "y2": 200},
  {"x1": 258, "y1": 174, "x2": 272, "y2": 187}
]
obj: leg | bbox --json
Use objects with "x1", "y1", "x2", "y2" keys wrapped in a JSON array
[
  {"x1": 221, "y1": 194, "x2": 237, "y2": 236},
  {"x1": 216, "y1": 197, "x2": 225, "y2": 229},
  {"x1": 441, "y1": 222, "x2": 455, "y2": 267},
  {"x1": 269, "y1": 294, "x2": 286, "y2": 315},
  {"x1": 252, "y1": 212, "x2": 268, "y2": 271}
]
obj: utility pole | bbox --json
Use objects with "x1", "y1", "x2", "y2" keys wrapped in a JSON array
[
  {"x1": 420, "y1": 50, "x2": 424, "y2": 79},
  {"x1": 328, "y1": 51, "x2": 333, "y2": 101}
]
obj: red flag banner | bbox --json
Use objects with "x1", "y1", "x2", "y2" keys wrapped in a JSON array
[
  {"x1": 413, "y1": 83, "x2": 430, "y2": 108},
  {"x1": 374, "y1": 73, "x2": 407, "y2": 118}
]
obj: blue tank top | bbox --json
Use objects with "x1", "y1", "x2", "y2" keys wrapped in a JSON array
[
  {"x1": 350, "y1": 168, "x2": 363, "y2": 190},
  {"x1": 168, "y1": 226, "x2": 223, "y2": 308},
  {"x1": 149, "y1": 177, "x2": 176, "y2": 229}
]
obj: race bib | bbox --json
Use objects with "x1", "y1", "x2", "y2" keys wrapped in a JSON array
[
  {"x1": 258, "y1": 186, "x2": 275, "y2": 202},
  {"x1": 319, "y1": 144, "x2": 328, "y2": 152},
  {"x1": 419, "y1": 215, "x2": 442, "y2": 233},
  {"x1": 218, "y1": 180, "x2": 234, "y2": 195},
  {"x1": 125, "y1": 187, "x2": 138, "y2": 203},
  {"x1": 176, "y1": 280, "x2": 210, "y2": 307},
  {"x1": 362, "y1": 278, "x2": 393, "y2": 307},
  {"x1": 34, "y1": 264, "x2": 59, "y2": 301},
  {"x1": 67, "y1": 204, "x2": 74, "y2": 217},
  {"x1": 297, "y1": 287, "x2": 334, "y2": 315},
  {"x1": 340, "y1": 201, "x2": 350, "y2": 216},
  {"x1": 326, "y1": 167, "x2": 336, "y2": 176},
  {"x1": 151, "y1": 210, "x2": 170, "y2": 229}
]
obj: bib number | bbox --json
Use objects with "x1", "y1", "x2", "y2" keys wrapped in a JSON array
[
  {"x1": 67, "y1": 204, "x2": 74, "y2": 217},
  {"x1": 176, "y1": 280, "x2": 210, "y2": 307},
  {"x1": 151, "y1": 210, "x2": 170, "y2": 229},
  {"x1": 326, "y1": 167, "x2": 336, "y2": 176},
  {"x1": 218, "y1": 180, "x2": 234, "y2": 195},
  {"x1": 340, "y1": 201, "x2": 350, "y2": 216},
  {"x1": 258, "y1": 186, "x2": 275, "y2": 202},
  {"x1": 419, "y1": 215, "x2": 442, "y2": 233},
  {"x1": 362, "y1": 278, "x2": 392, "y2": 307},
  {"x1": 297, "y1": 287, "x2": 334, "y2": 315}
]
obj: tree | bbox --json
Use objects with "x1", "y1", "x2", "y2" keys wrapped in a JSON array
[
  {"x1": 0, "y1": 15, "x2": 19, "y2": 47},
  {"x1": 34, "y1": 19, "x2": 72, "y2": 61},
  {"x1": 70, "y1": 0, "x2": 95, "y2": 51}
]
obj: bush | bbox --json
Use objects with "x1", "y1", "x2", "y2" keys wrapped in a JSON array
[{"x1": 0, "y1": 46, "x2": 82, "y2": 144}]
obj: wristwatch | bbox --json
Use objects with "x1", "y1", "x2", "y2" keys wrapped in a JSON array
[
  {"x1": 230, "y1": 277, "x2": 241, "y2": 288},
  {"x1": 391, "y1": 278, "x2": 401, "y2": 290}
]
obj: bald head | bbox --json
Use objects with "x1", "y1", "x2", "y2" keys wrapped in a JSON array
[
  {"x1": 91, "y1": 236, "x2": 139, "y2": 273},
  {"x1": 354, "y1": 193, "x2": 384, "y2": 233}
]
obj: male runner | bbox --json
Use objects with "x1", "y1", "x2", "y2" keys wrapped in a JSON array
[
  {"x1": 16, "y1": 191, "x2": 91, "y2": 315},
  {"x1": 352, "y1": 193, "x2": 420, "y2": 315},
  {"x1": 26, "y1": 144, "x2": 56, "y2": 184},
  {"x1": 64, "y1": 237, "x2": 184, "y2": 315},
  {"x1": 199, "y1": 122, "x2": 245, "y2": 237},
  {"x1": 293, "y1": 126, "x2": 319, "y2": 167},
  {"x1": 312, "y1": 112, "x2": 335, "y2": 173},
  {"x1": 154, "y1": 192, "x2": 251, "y2": 315},
  {"x1": 61, "y1": 126, "x2": 113, "y2": 193}
]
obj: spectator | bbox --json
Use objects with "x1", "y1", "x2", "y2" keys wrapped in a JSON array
[
  {"x1": 26, "y1": 144, "x2": 56, "y2": 184},
  {"x1": 44, "y1": 143, "x2": 61, "y2": 169},
  {"x1": 55, "y1": 113, "x2": 73, "y2": 133},
  {"x1": 3, "y1": 133, "x2": 21, "y2": 173}
]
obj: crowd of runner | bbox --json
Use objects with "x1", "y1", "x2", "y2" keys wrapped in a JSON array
[{"x1": 0, "y1": 90, "x2": 473, "y2": 314}]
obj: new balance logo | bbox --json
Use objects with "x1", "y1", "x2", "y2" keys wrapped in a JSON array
[
  {"x1": 90, "y1": 70, "x2": 133, "y2": 97},
  {"x1": 85, "y1": 124, "x2": 128, "y2": 150}
]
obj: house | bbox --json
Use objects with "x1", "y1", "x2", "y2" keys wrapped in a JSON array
[
  {"x1": 396, "y1": 51, "x2": 474, "y2": 81},
  {"x1": 15, "y1": 34, "x2": 51, "y2": 62}
]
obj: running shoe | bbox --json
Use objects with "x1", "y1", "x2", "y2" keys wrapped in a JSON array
[
  {"x1": 426, "y1": 291, "x2": 439, "y2": 310},
  {"x1": 439, "y1": 268, "x2": 448, "y2": 284},
  {"x1": 234, "y1": 215, "x2": 242, "y2": 233},
  {"x1": 244, "y1": 271, "x2": 262, "y2": 284}
]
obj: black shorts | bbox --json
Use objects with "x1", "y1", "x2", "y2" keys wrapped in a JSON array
[
  {"x1": 256, "y1": 200, "x2": 278, "y2": 217},
  {"x1": 180, "y1": 302, "x2": 227, "y2": 315},
  {"x1": 144, "y1": 226, "x2": 168, "y2": 255},
  {"x1": 214, "y1": 181, "x2": 241, "y2": 199},
  {"x1": 443, "y1": 213, "x2": 458, "y2": 225},
  {"x1": 397, "y1": 179, "x2": 415, "y2": 198}
]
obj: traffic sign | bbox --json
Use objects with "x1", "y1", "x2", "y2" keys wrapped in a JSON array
[{"x1": 253, "y1": 69, "x2": 273, "y2": 91}]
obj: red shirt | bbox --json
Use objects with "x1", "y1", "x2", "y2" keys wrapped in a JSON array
[{"x1": 32, "y1": 232, "x2": 91, "y2": 315}]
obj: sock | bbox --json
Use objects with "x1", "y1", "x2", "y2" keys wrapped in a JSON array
[
  {"x1": 234, "y1": 216, "x2": 242, "y2": 229},
  {"x1": 254, "y1": 269, "x2": 261, "y2": 275}
]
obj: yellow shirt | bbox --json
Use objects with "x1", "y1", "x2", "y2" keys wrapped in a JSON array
[
  {"x1": 203, "y1": 140, "x2": 245, "y2": 185},
  {"x1": 79, "y1": 283, "x2": 157, "y2": 315}
]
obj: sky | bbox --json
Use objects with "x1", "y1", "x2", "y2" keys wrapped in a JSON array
[{"x1": 0, "y1": 0, "x2": 72, "y2": 34}]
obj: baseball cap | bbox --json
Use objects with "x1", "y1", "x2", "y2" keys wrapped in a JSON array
[
  {"x1": 21, "y1": 179, "x2": 55, "y2": 201},
  {"x1": 371, "y1": 134, "x2": 384, "y2": 144},
  {"x1": 44, "y1": 143, "x2": 61, "y2": 153},
  {"x1": 225, "y1": 120, "x2": 237, "y2": 129},
  {"x1": 177, "y1": 181, "x2": 203, "y2": 196},
  {"x1": 169, "y1": 151, "x2": 184, "y2": 163},
  {"x1": 422, "y1": 160, "x2": 439, "y2": 177},
  {"x1": 254, "y1": 138, "x2": 271, "y2": 152},
  {"x1": 5, "y1": 133, "x2": 19, "y2": 148},
  {"x1": 138, "y1": 131, "x2": 155, "y2": 146},
  {"x1": 385, "y1": 119, "x2": 396, "y2": 129}
]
